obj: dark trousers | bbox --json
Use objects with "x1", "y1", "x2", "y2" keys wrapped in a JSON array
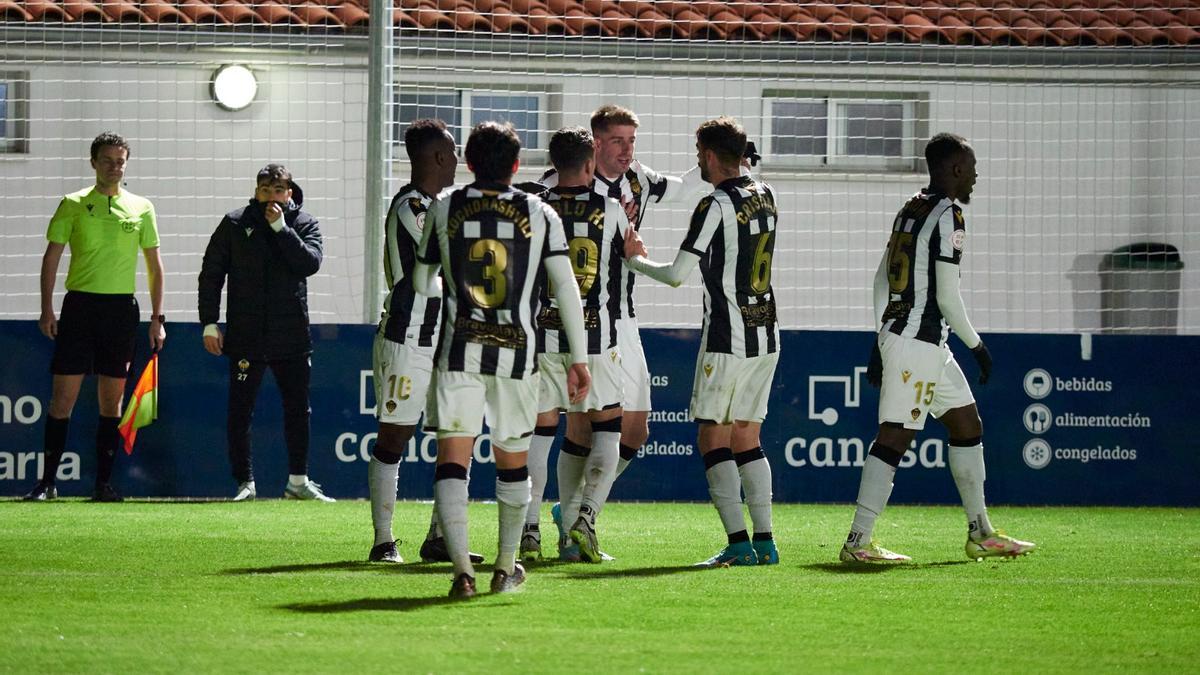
[{"x1": 227, "y1": 354, "x2": 311, "y2": 484}]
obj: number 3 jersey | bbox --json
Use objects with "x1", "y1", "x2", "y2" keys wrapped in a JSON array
[
  {"x1": 879, "y1": 189, "x2": 964, "y2": 347},
  {"x1": 536, "y1": 186, "x2": 632, "y2": 356},
  {"x1": 683, "y1": 175, "x2": 780, "y2": 358},
  {"x1": 379, "y1": 185, "x2": 441, "y2": 347},
  {"x1": 419, "y1": 182, "x2": 569, "y2": 379}
]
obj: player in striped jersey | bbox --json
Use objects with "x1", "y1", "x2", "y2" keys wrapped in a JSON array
[
  {"x1": 366, "y1": 119, "x2": 482, "y2": 566},
  {"x1": 539, "y1": 105, "x2": 708, "y2": 487},
  {"x1": 413, "y1": 121, "x2": 592, "y2": 598},
  {"x1": 624, "y1": 117, "x2": 781, "y2": 567},
  {"x1": 840, "y1": 133, "x2": 1035, "y2": 565},
  {"x1": 522, "y1": 127, "x2": 633, "y2": 563}
]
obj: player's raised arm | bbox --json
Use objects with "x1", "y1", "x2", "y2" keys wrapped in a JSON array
[{"x1": 622, "y1": 193, "x2": 715, "y2": 288}]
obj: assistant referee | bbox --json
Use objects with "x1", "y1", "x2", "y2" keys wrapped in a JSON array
[{"x1": 24, "y1": 132, "x2": 166, "y2": 502}]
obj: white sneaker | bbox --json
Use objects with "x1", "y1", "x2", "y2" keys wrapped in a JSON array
[
  {"x1": 232, "y1": 481, "x2": 256, "y2": 501},
  {"x1": 839, "y1": 540, "x2": 912, "y2": 565},
  {"x1": 284, "y1": 480, "x2": 335, "y2": 502}
]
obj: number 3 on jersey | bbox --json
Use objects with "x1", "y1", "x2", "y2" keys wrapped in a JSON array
[{"x1": 467, "y1": 238, "x2": 510, "y2": 309}]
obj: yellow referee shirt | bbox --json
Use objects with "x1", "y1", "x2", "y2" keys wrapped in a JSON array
[{"x1": 46, "y1": 187, "x2": 159, "y2": 295}]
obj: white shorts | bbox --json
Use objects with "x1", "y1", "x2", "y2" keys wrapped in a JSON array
[
  {"x1": 372, "y1": 332, "x2": 434, "y2": 426},
  {"x1": 690, "y1": 351, "x2": 779, "y2": 425},
  {"x1": 433, "y1": 369, "x2": 539, "y2": 451},
  {"x1": 616, "y1": 317, "x2": 651, "y2": 412},
  {"x1": 537, "y1": 349, "x2": 624, "y2": 414},
  {"x1": 877, "y1": 331, "x2": 976, "y2": 430}
]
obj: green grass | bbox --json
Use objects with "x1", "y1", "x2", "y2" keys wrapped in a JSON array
[{"x1": 1, "y1": 501, "x2": 1197, "y2": 674}]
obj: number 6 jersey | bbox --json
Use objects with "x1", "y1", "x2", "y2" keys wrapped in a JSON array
[
  {"x1": 418, "y1": 181, "x2": 569, "y2": 379},
  {"x1": 683, "y1": 175, "x2": 780, "y2": 358}
]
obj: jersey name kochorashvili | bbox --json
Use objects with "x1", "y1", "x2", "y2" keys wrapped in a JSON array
[
  {"x1": 880, "y1": 189, "x2": 965, "y2": 347},
  {"x1": 540, "y1": 159, "x2": 703, "y2": 320},
  {"x1": 379, "y1": 184, "x2": 441, "y2": 347},
  {"x1": 681, "y1": 175, "x2": 780, "y2": 359},
  {"x1": 419, "y1": 182, "x2": 568, "y2": 379},
  {"x1": 536, "y1": 185, "x2": 631, "y2": 356}
]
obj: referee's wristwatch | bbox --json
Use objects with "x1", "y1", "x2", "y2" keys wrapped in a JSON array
[{"x1": 152, "y1": 314, "x2": 166, "y2": 324}]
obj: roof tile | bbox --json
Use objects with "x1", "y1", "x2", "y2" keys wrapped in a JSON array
[{"x1": 0, "y1": 0, "x2": 1196, "y2": 48}]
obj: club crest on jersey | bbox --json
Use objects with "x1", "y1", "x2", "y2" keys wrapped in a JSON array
[
  {"x1": 703, "y1": 363, "x2": 714, "y2": 378},
  {"x1": 911, "y1": 408, "x2": 921, "y2": 421},
  {"x1": 951, "y1": 229, "x2": 966, "y2": 251},
  {"x1": 902, "y1": 370, "x2": 912, "y2": 383},
  {"x1": 415, "y1": 212, "x2": 426, "y2": 230},
  {"x1": 238, "y1": 359, "x2": 250, "y2": 372},
  {"x1": 86, "y1": 203, "x2": 94, "y2": 212},
  {"x1": 122, "y1": 221, "x2": 136, "y2": 233}
]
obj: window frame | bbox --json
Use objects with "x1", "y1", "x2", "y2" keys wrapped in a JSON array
[
  {"x1": 761, "y1": 90, "x2": 927, "y2": 173},
  {"x1": 0, "y1": 71, "x2": 30, "y2": 155},
  {"x1": 394, "y1": 86, "x2": 554, "y2": 165}
]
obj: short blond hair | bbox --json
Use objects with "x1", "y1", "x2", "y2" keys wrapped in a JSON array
[{"x1": 591, "y1": 104, "x2": 640, "y2": 134}]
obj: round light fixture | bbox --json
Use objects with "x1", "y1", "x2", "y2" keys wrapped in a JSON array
[{"x1": 210, "y1": 64, "x2": 257, "y2": 111}]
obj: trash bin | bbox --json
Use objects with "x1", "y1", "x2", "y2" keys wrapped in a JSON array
[{"x1": 1099, "y1": 242, "x2": 1184, "y2": 334}]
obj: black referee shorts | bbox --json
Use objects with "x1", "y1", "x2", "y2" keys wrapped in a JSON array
[{"x1": 50, "y1": 291, "x2": 139, "y2": 378}]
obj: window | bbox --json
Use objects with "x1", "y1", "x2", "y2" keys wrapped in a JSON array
[
  {"x1": 762, "y1": 92, "x2": 925, "y2": 172},
  {"x1": 394, "y1": 88, "x2": 550, "y2": 161},
  {"x1": 0, "y1": 73, "x2": 30, "y2": 154}
]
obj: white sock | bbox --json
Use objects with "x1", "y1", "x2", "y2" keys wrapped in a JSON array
[
  {"x1": 948, "y1": 443, "x2": 994, "y2": 540},
  {"x1": 288, "y1": 474, "x2": 308, "y2": 487},
  {"x1": 426, "y1": 505, "x2": 440, "y2": 540},
  {"x1": 556, "y1": 444, "x2": 588, "y2": 531},
  {"x1": 704, "y1": 451, "x2": 747, "y2": 536},
  {"x1": 848, "y1": 454, "x2": 896, "y2": 549},
  {"x1": 526, "y1": 430, "x2": 555, "y2": 527},
  {"x1": 434, "y1": 475, "x2": 472, "y2": 578},
  {"x1": 616, "y1": 443, "x2": 637, "y2": 477},
  {"x1": 736, "y1": 450, "x2": 773, "y2": 537},
  {"x1": 495, "y1": 475, "x2": 531, "y2": 576},
  {"x1": 580, "y1": 430, "x2": 620, "y2": 517},
  {"x1": 368, "y1": 457, "x2": 399, "y2": 546}
]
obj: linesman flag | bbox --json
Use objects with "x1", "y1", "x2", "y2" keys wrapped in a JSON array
[{"x1": 118, "y1": 353, "x2": 158, "y2": 454}]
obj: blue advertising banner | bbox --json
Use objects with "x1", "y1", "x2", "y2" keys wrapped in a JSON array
[{"x1": 1, "y1": 320, "x2": 1196, "y2": 505}]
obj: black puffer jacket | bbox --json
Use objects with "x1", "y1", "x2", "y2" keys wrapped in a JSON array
[{"x1": 198, "y1": 181, "x2": 323, "y2": 359}]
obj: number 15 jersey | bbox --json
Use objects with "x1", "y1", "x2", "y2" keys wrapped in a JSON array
[
  {"x1": 419, "y1": 182, "x2": 569, "y2": 379},
  {"x1": 879, "y1": 189, "x2": 964, "y2": 347},
  {"x1": 683, "y1": 175, "x2": 780, "y2": 359}
]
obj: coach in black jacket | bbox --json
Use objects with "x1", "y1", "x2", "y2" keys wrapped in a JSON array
[{"x1": 197, "y1": 164, "x2": 333, "y2": 502}]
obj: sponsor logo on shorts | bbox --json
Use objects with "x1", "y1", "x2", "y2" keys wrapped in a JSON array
[
  {"x1": 703, "y1": 363, "x2": 713, "y2": 378},
  {"x1": 902, "y1": 370, "x2": 912, "y2": 383}
]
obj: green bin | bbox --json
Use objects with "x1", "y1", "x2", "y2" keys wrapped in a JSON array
[{"x1": 1099, "y1": 243, "x2": 1184, "y2": 334}]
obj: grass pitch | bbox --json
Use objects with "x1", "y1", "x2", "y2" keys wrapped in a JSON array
[{"x1": 1, "y1": 500, "x2": 1197, "y2": 674}]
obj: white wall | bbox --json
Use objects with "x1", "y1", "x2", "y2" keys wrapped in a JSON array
[{"x1": 3, "y1": 39, "x2": 1196, "y2": 335}]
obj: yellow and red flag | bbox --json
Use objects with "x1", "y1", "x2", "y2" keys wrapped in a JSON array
[{"x1": 118, "y1": 354, "x2": 158, "y2": 454}]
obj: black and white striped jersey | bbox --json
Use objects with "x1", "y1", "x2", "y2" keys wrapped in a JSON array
[
  {"x1": 681, "y1": 175, "x2": 780, "y2": 358},
  {"x1": 539, "y1": 160, "x2": 705, "y2": 319},
  {"x1": 880, "y1": 189, "x2": 965, "y2": 346},
  {"x1": 536, "y1": 186, "x2": 632, "y2": 356},
  {"x1": 418, "y1": 182, "x2": 568, "y2": 379},
  {"x1": 379, "y1": 185, "x2": 441, "y2": 346}
]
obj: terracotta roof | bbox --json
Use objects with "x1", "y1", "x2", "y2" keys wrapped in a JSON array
[{"x1": 2, "y1": 1, "x2": 1198, "y2": 47}]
